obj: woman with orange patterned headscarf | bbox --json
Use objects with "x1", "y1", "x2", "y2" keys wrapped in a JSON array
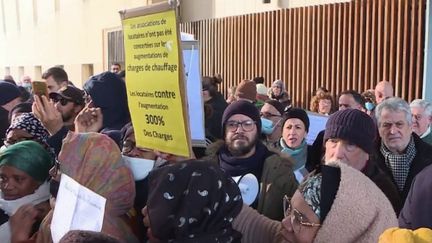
[{"x1": 37, "y1": 132, "x2": 138, "y2": 243}]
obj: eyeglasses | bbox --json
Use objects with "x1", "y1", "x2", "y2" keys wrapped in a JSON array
[
  {"x1": 283, "y1": 195, "x2": 321, "y2": 233},
  {"x1": 49, "y1": 159, "x2": 61, "y2": 178},
  {"x1": 122, "y1": 140, "x2": 153, "y2": 155},
  {"x1": 225, "y1": 120, "x2": 256, "y2": 132},
  {"x1": 338, "y1": 104, "x2": 350, "y2": 109},
  {"x1": 52, "y1": 97, "x2": 73, "y2": 106},
  {"x1": 260, "y1": 112, "x2": 281, "y2": 119}
]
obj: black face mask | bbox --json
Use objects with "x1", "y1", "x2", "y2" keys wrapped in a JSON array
[{"x1": 49, "y1": 179, "x2": 60, "y2": 198}]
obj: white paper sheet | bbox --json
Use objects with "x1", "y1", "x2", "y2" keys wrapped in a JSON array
[
  {"x1": 50, "y1": 174, "x2": 106, "y2": 243},
  {"x1": 306, "y1": 111, "x2": 329, "y2": 145}
]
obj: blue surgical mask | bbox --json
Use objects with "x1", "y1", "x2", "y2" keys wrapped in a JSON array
[
  {"x1": 22, "y1": 82, "x2": 32, "y2": 88},
  {"x1": 365, "y1": 102, "x2": 375, "y2": 111},
  {"x1": 261, "y1": 117, "x2": 276, "y2": 135}
]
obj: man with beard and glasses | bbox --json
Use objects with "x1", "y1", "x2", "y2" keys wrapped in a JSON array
[{"x1": 204, "y1": 100, "x2": 298, "y2": 221}]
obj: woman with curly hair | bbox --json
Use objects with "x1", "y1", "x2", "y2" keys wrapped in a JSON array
[{"x1": 309, "y1": 91, "x2": 334, "y2": 116}]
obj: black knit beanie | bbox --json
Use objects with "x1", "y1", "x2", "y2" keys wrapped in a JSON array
[
  {"x1": 324, "y1": 109, "x2": 376, "y2": 154},
  {"x1": 0, "y1": 81, "x2": 21, "y2": 106},
  {"x1": 282, "y1": 108, "x2": 310, "y2": 132},
  {"x1": 265, "y1": 100, "x2": 286, "y2": 116},
  {"x1": 222, "y1": 100, "x2": 261, "y2": 134}
]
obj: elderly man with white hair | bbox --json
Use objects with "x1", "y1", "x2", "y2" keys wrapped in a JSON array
[
  {"x1": 410, "y1": 99, "x2": 432, "y2": 145},
  {"x1": 371, "y1": 97, "x2": 432, "y2": 215}
]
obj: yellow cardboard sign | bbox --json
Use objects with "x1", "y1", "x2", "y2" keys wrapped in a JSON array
[{"x1": 122, "y1": 8, "x2": 190, "y2": 157}]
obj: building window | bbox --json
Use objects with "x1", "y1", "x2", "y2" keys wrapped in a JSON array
[{"x1": 107, "y1": 30, "x2": 124, "y2": 68}]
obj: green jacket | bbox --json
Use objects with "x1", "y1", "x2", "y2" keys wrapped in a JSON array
[{"x1": 204, "y1": 140, "x2": 298, "y2": 221}]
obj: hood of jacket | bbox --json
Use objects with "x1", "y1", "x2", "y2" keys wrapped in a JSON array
[{"x1": 83, "y1": 72, "x2": 130, "y2": 131}]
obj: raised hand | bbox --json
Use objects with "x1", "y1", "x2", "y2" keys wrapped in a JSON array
[
  {"x1": 10, "y1": 204, "x2": 39, "y2": 242},
  {"x1": 32, "y1": 95, "x2": 63, "y2": 135},
  {"x1": 74, "y1": 105, "x2": 104, "y2": 133}
]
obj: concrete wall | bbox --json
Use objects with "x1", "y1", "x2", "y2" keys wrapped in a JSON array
[
  {"x1": 0, "y1": 0, "x2": 157, "y2": 87},
  {"x1": 0, "y1": 0, "x2": 348, "y2": 87}
]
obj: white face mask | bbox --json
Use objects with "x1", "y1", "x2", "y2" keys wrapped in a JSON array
[
  {"x1": 122, "y1": 155, "x2": 155, "y2": 181},
  {"x1": 0, "y1": 181, "x2": 50, "y2": 216}
]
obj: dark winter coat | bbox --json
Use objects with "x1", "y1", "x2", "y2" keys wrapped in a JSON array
[
  {"x1": 371, "y1": 133, "x2": 432, "y2": 215},
  {"x1": 204, "y1": 140, "x2": 298, "y2": 220},
  {"x1": 399, "y1": 163, "x2": 432, "y2": 229}
]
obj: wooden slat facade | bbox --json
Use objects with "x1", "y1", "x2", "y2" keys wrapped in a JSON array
[{"x1": 180, "y1": 0, "x2": 426, "y2": 108}]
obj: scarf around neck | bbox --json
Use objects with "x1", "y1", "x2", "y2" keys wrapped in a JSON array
[
  {"x1": 280, "y1": 138, "x2": 308, "y2": 171},
  {"x1": 380, "y1": 137, "x2": 416, "y2": 191},
  {"x1": 218, "y1": 142, "x2": 271, "y2": 180},
  {"x1": 0, "y1": 181, "x2": 50, "y2": 243},
  {"x1": 0, "y1": 181, "x2": 50, "y2": 216}
]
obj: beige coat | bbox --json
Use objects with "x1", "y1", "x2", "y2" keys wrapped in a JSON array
[{"x1": 233, "y1": 162, "x2": 398, "y2": 243}]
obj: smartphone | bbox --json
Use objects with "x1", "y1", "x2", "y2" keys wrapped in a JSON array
[{"x1": 32, "y1": 81, "x2": 48, "y2": 98}]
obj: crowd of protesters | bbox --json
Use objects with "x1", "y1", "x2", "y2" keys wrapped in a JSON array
[{"x1": 0, "y1": 65, "x2": 432, "y2": 243}]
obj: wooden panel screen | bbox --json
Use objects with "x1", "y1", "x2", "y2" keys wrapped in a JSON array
[
  {"x1": 180, "y1": 0, "x2": 426, "y2": 108},
  {"x1": 108, "y1": 30, "x2": 125, "y2": 68}
]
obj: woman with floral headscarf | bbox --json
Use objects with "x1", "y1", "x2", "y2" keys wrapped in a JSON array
[
  {"x1": 36, "y1": 132, "x2": 139, "y2": 243},
  {"x1": 142, "y1": 160, "x2": 243, "y2": 242},
  {"x1": 2, "y1": 113, "x2": 53, "y2": 157}
]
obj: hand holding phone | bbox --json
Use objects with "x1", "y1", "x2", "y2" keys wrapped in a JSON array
[{"x1": 31, "y1": 81, "x2": 48, "y2": 98}]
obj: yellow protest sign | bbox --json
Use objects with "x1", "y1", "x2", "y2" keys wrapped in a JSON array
[{"x1": 121, "y1": 3, "x2": 191, "y2": 157}]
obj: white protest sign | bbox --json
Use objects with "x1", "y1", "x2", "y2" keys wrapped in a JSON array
[
  {"x1": 51, "y1": 174, "x2": 106, "y2": 243},
  {"x1": 306, "y1": 111, "x2": 329, "y2": 145},
  {"x1": 182, "y1": 40, "x2": 206, "y2": 147}
]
